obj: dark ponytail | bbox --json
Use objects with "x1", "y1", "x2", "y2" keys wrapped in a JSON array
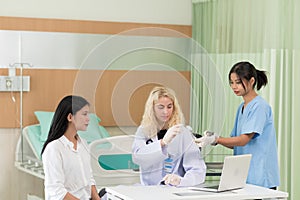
[{"x1": 256, "y1": 70, "x2": 268, "y2": 90}]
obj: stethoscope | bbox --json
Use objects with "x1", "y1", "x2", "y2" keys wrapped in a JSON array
[
  {"x1": 146, "y1": 138, "x2": 153, "y2": 144},
  {"x1": 146, "y1": 129, "x2": 167, "y2": 145}
]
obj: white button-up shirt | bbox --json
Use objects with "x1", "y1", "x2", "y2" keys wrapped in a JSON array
[{"x1": 42, "y1": 135, "x2": 96, "y2": 200}]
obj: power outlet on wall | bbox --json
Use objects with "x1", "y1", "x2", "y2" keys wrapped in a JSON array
[
  {"x1": 0, "y1": 76, "x2": 30, "y2": 92},
  {"x1": 6, "y1": 79, "x2": 12, "y2": 89}
]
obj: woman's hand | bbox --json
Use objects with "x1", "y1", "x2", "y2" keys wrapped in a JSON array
[
  {"x1": 162, "y1": 124, "x2": 183, "y2": 145},
  {"x1": 163, "y1": 174, "x2": 182, "y2": 186},
  {"x1": 91, "y1": 185, "x2": 101, "y2": 200},
  {"x1": 195, "y1": 130, "x2": 219, "y2": 147}
]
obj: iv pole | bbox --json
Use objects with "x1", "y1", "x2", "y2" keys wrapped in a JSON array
[
  {"x1": 9, "y1": 33, "x2": 33, "y2": 163},
  {"x1": 9, "y1": 62, "x2": 32, "y2": 162}
]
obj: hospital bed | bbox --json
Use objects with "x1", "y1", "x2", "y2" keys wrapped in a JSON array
[
  {"x1": 14, "y1": 111, "x2": 112, "y2": 180},
  {"x1": 15, "y1": 126, "x2": 141, "y2": 188},
  {"x1": 89, "y1": 135, "x2": 141, "y2": 188},
  {"x1": 15, "y1": 124, "x2": 46, "y2": 179},
  {"x1": 16, "y1": 126, "x2": 145, "y2": 186},
  {"x1": 14, "y1": 111, "x2": 142, "y2": 193}
]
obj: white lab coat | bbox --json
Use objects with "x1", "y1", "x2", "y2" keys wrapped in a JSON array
[{"x1": 132, "y1": 126, "x2": 206, "y2": 187}]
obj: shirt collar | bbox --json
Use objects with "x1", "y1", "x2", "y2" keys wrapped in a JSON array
[{"x1": 59, "y1": 135, "x2": 81, "y2": 149}]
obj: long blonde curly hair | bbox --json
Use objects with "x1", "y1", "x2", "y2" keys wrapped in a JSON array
[{"x1": 141, "y1": 86, "x2": 185, "y2": 138}]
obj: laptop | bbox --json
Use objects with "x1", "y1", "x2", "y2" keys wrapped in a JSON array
[{"x1": 189, "y1": 154, "x2": 252, "y2": 193}]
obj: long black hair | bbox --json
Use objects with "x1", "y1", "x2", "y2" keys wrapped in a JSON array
[
  {"x1": 229, "y1": 61, "x2": 268, "y2": 91},
  {"x1": 41, "y1": 95, "x2": 89, "y2": 155}
]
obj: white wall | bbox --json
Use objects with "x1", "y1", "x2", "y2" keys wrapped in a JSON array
[
  {"x1": 0, "y1": 129, "x2": 44, "y2": 199},
  {"x1": 0, "y1": 0, "x2": 192, "y2": 25}
]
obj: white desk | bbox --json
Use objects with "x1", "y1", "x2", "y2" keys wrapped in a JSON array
[{"x1": 106, "y1": 184, "x2": 288, "y2": 200}]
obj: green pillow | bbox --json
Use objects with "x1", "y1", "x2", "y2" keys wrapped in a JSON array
[
  {"x1": 98, "y1": 125, "x2": 110, "y2": 138},
  {"x1": 34, "y1": 111, "x2": 54, "y2": 142},
  {"x1": 35, "y1": 111, "x2": 109, "y2": 143},
  {"x1": 26, "y1": 124, "x2": 44, "y2": 159}
]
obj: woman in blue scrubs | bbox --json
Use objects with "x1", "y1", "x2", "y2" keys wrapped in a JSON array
[
  {"x1": 196, "y1": 61, "x2": 280, "y2": 189},
  {"x1": 132, "y1": 86, "x2": 206, "y2": 187}
]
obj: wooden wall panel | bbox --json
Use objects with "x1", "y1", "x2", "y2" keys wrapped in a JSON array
[
  {"x1": 0, "y1": 69, "x2": 78, "y2": 128},
  {"x1": 0, "y1": 69, "x2": 190, "y2": 128},
  {"x1": 94, "y1": 70, "x2": 191, "y2": 126},
  {"x1": 0, "y1": 16, "x2": 192, "y2": 37}
]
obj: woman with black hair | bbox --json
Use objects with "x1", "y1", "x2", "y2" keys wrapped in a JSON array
[
  {"x1": 41, "y1": 95, "x2": 101, "y2": 200},
  {"x1": 196, "y1": 61, "x2": 280, "y2": 189}
]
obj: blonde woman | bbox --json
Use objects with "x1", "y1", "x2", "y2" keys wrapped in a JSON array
[{"x1": 132, "y1": 86, "x2": 206, "y2": 187}]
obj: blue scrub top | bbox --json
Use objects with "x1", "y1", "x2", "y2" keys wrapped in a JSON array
[{"x1": 231, "y1": 96, "x2": 280, "y2": 188}]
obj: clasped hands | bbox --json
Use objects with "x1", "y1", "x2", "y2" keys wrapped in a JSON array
[
  {"x1": 195, "y1": 130, "x2": 219, "y2": 148},
  {"x1": 162, "y1": 174, "x2": 181, "y2": 186}
]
